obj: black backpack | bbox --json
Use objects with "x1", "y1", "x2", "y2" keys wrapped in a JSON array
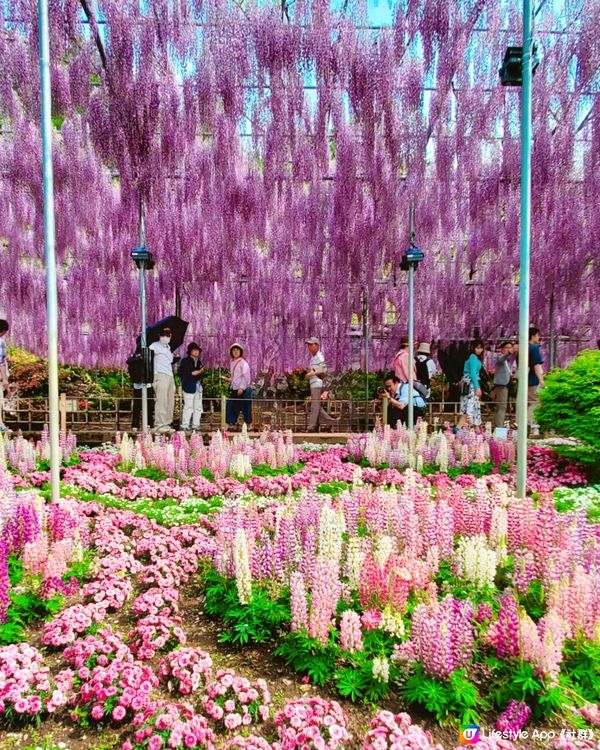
[{"x1": 415, "y1": 356, "x2": 431, "y2": 390}]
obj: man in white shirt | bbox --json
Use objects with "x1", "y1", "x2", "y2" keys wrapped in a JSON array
[
  {"x1": 150, "y1": 327, "x2": 175, "y2": 434},
  {"x1": 305, "y1": 337, "x2": 338, "y2": 432}
]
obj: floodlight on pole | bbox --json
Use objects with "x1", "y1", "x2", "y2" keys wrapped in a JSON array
[
  {"x1": 500, "y1": 0, "x2": 535, "y2": 498},
  {"x1": 400, "y1": 203, "x2": 425, "y2": 432},
  {"x1": 132, "y1": 198, "x2": 155, "y2": 433},
  {"x1": 38, "y1": 0, "x2": 60, "y2": 503}
]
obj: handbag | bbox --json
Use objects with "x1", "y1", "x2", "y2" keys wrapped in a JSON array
[{"x1": 460, "y1": 378, "x2": 471, "y2": 397}]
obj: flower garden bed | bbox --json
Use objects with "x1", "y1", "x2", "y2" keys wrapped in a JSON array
[{"x1": 0, "y1": 428, "x2": 598, "y2": 750}]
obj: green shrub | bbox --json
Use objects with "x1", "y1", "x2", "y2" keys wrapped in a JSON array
[{"x1": 536, "y1": 350, "x2": 600, "y2": 478}]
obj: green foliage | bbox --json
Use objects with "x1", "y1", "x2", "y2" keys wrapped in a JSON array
[
  {"x1": 518, "y1": 579, "x2": 546, "y2": 620},
  {"x1": 316, "y1": 480, "x2": 350, "y2": 496},
  {"x1": 0, "y1": 589, "x2": 64, "y2": 645},
  {"x1": 401, "y1": 665, "x2": 484, "y2": 726},
  {"x1": 202, "y1": 569, "x2": 290, "y2": 645},
  {"x1": 562, "y1": 639, "x2": 600, "y2": 704},
  {"x1": 8, "y1": 555, "x2": 24, "y2": 587},
  {"x1": 64, "y1": 485, "x2": 223, "y2": 525},
  {"x1": 132, "y1": 466, "x2": 169, "y2": 481},
  {"x1": 274, "y1": 631, "x2": 338, "y2": 687},
  {"x1": 63, "y1": 549, "x2": 95, "y2": 585},
  {"x1": 537, "y1": 350, "x2": 600, "y2": 477},
  {"x1": 486, "y1": 659, "x2": 572, "y2": 721},
  {"x1": 250, "y1": 462, "x2": 305, "y2": 477}
]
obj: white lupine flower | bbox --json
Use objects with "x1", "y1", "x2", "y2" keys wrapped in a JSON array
[
  {"x1": 373, "y1": 535, "x2": 396, "y2": 569},
  {"x1": 437, "y1": 434, "x2": 449, "y2": 474},
  {"x1": 381, "y1": 606, "x2": 405, "y2": 638},
  {"x1": 318, "y1": 505, "x2": 345, "y2": 565},
  {"x1": 233, "y1": 528, "x2": 253, "y2": 605},
  {"x1": 372, "y1": 656, "x2": 390, "y2": 683},
  {"x1": 456, "y1": 535, "x2": 497, "y2": 589},
  {"x1": 489, "y1": 506, "x2": 508, "y2": 558},
  {"x1": 345, "y1": 536, "x2": 366, "y2": 590}
]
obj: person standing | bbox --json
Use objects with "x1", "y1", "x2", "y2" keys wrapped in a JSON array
[
  {"x1": 527, "y1": 327, "x2": 545, "y2": 432},
  {"x1": 382, "y1": 372, "x2": 426, "y2": 428},
  {"x1": 0, "y1": 320, "x2": 10, "y2": 433},
  {"x1": 492, "y1": 340, "x2": 513, "y2": 428},
  {"x1": 415, "y1": 342, "x2": 437, "y2": 397},
  {"x1": 391, "y1": 336, "x2": 417, "y2": 383},
  {"x1": 305, "y1": 337, "x2": 338, "y2": 432},
  {"x1": 150, "y1": 327, "x2": 176, "y2": 434},
  {"x1": 223, "y1": 343, "x2": 252, "y2": 430},
  {"x1": 457, "y1": 340, "x2": 485, "y2": 429},
  {"x1": 179, "y1": 342, "x2": 204, "y2": 432}
]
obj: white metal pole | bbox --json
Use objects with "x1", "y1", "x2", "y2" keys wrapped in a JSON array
[
  {"x1": 139, "y1": 197, "x2": 149, "y2": 432},
  {"x1": 38, "y1": 0, "x2": 60, "y2": 502},
  {"x1": 516, "y1": 0, "x2": 533, "y2": 498},
  {"x1": 407, "y1": 202, "x2": 415, "y2": 431},
  {"x1": 408, "y1": 265, "x2": 415, "y2": 431}
]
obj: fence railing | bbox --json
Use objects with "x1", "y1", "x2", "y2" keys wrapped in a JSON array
[{"x1": 4, "y1": 393, "x2": 513, "y2": 439}]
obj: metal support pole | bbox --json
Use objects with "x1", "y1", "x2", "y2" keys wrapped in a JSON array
[
  {"x1": 363, "y1": 288, "x2": 370, "y2": 426},
  {"x1": 139, "y1": 197, "x2": 149, "y2": 432},
  {"x1": 175, "y1": 286, "x2": 182, "y2": 319},
  {"x1": 516, "y1": 0, "x2": 534, "y2": 499},
  {"x1": 407, "y1": 202, "x2": 416, "y2": 431},
  {"x1": 549, "y1": 291, "x2": 555, "y2": 370},
  {"x1": 38, "y1": 0, "x2": 60, "y2": 503}
]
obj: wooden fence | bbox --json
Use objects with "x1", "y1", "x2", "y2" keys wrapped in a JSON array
[{"x1": 4, "y1": 394, "x2": 509, "y2": 442}]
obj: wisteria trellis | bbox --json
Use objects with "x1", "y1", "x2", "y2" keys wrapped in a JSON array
[{"x1": 0, "y1": 0, "x2": 598, "y2": 370}]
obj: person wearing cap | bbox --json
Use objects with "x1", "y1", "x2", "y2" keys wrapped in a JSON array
[
  {"x1": 492, "y1": 340, "x2": 515, "y2": 428},
  {"x1": 391, "y1": 336, "x2": 417, "y2": 384},
  {"x1": 415, "y1": 342, "x2": 437, "y2": 398},
  {"x1": 179, "y1": 342, "x2": 205, "y2": 432},
  {"x1": 150, "y1": 327, "x2": 175, "y2": 434},
  {"x1": 222, "y1": 343, "x2": 252, "y2": 430},
  {"x1": 305, "y1": 338, "x2": 338, "y2": 432}
]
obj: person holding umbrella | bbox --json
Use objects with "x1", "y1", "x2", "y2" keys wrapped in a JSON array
[
  {"x1": 222, "y1": 343, "x2": 252, "y2": 430},
  {"x1": 150, "y1": 327, "x2": 176, "y2": 434}
]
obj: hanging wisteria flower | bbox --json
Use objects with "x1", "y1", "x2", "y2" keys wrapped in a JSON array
[
  {"x1": 202, "y1": 670, "x2": 271, "y2": 730},
  {"x1": 273, "y1": 697, "x2": 350, "y2": 750},
  {"x1": 158, "y1": 648, "x2": 213, "y2": 696}
]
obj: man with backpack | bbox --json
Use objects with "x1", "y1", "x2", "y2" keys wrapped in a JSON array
[
  {"x1": 415, "y1": 342, "x2": 437, "y2": 398},
  {"x1": 381, "y1": 372, "x2": 426, "y2": 427}
]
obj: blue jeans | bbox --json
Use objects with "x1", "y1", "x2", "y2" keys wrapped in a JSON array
[{"x1": 226, "y1": 388, "x2": 252, "y2": 425}]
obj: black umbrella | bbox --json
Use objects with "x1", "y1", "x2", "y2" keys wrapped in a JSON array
[{"x1": 136, "y1": 315, "x2": 189, "y2": 352}]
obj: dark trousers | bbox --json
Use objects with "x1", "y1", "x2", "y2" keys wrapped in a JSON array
[
  {"x1": 132, "y1": 387, "x2": 155, "y2": 429},
  {"x1": 226, "y1": 388, "x2": 252, "y2": 425},
  {"x1": 389, "y1": 405, "x2": 424, "y2": 428}
]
